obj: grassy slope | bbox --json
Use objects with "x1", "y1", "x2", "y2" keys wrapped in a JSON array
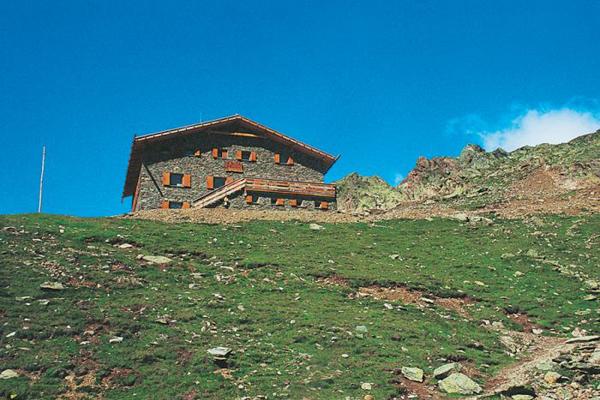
[{"x1": 0, "y1": 214, "x2": 598, "y2": 399}]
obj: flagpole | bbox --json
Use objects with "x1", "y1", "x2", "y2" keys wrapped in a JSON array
[{"x1": 38, "y1": 145, "x2": 46, "y2": 213}]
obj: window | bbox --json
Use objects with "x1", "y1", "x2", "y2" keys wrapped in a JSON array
[
  {"x1": 214, "y1": 177, "x2": 226, "y2": 188},
  {"x1": 245, "y1": 194, "x2": 255, "y2": 204},
  {"x1": 160, "y1": 200, "x2": 190, "y2": 209},
  {"x1": 271, "y1": 197, "x2": 285, "y2": 206},
  {"x1": 170, "y1": 173, "x2": 183, "y2": 187},
  {"x1": 316, "y1": 200, "x2": 329, "y2": 210},
  {"x1": 212, "y1": 148, "x2": 228, "y2": 159},
  {"x1": 169, "y1": 201, "x2": 183, "y2": 209},
  {"x1": 274, "y1": 153, "x2": 294, "y2": 165},
  {"x1": 162, "y1": 172, "x2": 191, "y2": 188},
  {"x1": 234, "y1": 150, "x2": 256, "y2": 162}
]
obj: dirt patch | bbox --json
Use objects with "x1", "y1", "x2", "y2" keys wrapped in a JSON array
[
  {"x1": 316, "y1": 274, "x2": 350, "y2": 287},
  {"x1": 354, "y1": 285, "x2": 474, "y2": 318},
  {"x1": 505, "y1": 311, "x2": 540, "y2": 333},
  {"x1": 392, "y1": 375, "x2": 442, "y2": 400},
  {"x1": 177, "y1": 349, "x2": 194, "y2": 366}
]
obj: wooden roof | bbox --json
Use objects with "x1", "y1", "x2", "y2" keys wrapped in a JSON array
[{"x1": 122, "y1": 115, "x2": 339, "y2": 198}]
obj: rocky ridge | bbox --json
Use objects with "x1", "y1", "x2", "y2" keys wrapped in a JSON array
[{"x1": 335, "y1": 130, "x2": 600, "y2": 216}]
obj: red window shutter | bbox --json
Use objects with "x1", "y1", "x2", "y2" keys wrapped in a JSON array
[
  {"x1": 319, "y1": 201, "x2": 329, "y2": 210},
  {"x1": 160, "y1": 200, "x2": 169, "y2": 209},
  {"x1": 274, "y1": 153, "x2": 280, "y2": 164},
  {"x1": 225, "y1": 176, "x2": 234, "y2": 185},
  {"x1": 287, "y1": 156, "x2": 294, "y2": 166},
  {"x1": 206, "y1": 176, "x2": 214, "y2": 189},
  {"x1": 245, "y1": 194, "x2": 253, "y2": 204},
  {"x1": 275, "y1": 198, "x2": 284, "y2": 206},
  {"x1": 235, "y1": 150, "x2": 242, "y2": 160},
  {"x1": 289, "y1": 199, "x2": 298, "y2": 207},
  {"x1": 182, "y1": 174, "x2": 191, "y2": 188},
  {"x1": 250, "y1": 151, "x2": 257, "y2": 162},
  {"x1": 162, "y1": 172, "x2": 170, "y2": 186},
  {"x1": 182, "y1": 201, "x2": 190, "y2": 209},
  {"x1": 194, "y1": 150, "x2": 201, "y2": 157},
  {"x1": 212, "y1": 148, "x2": 218, "y2": 159}
]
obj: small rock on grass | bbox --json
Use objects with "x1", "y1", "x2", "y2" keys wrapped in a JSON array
[
  {"x1": 438, "y1": 373, "x2": 482, "y2": 395},
  {"x1": 40, "y1": 281, "x2": 65, "y2": 291},
  {"x1": 401, "y1": 366, "x2": 424, "y2": 382},
  {"x1": 433, "y1": 362, "x2": 461, "y2": 379},
  {"x1": 207, "y1": 347, "x2": 231, "y2": 358},
  {"x1": 0, "y1": 369, "x2": 19, "y2": 379},
  {"x1": 309, "y1": 223, "x2": 325, "y2": 231},
  {"x1": 140, "y1": 255, "x2": 172, "y2": 264},
  {"x1": 360, "y1": 382, "x2": 372, "y2": 390}
]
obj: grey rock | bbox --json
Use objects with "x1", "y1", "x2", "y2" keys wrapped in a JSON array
[
  {"x1": 141, "y1": 255, "x2": 172, "y2": 264},
  {"x1": 433, "y1": 362, "x2": 461, "y2": 379},
  {"x1": 565, "y1": 335, "x2": 599, "y2": 343},
  {"x1": 401, "y1": 366, "x2": 424, "y2": 382},
  {"x1": 438, "y1": 373, "x2": 482, "y2": 395},
  {"x1": 309, "y1": 223, "x2": 325, "y2": 231},
  {"x1": 207, "y1": 346, "x2": 231, "y2": 358},
  {"x1": 40, "y1": 281, "x2": 65, "y2": 291},
  {"x1": 0, "y1": 369, "x2": 19, "y2": 379}
]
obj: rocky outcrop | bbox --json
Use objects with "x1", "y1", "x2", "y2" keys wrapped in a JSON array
[
  {"x1": 337, "y1": 130, "x2": 600, "y2": 214},
  {"x1": 334, "y1": 173, "x2": 404, "y2": 213}
]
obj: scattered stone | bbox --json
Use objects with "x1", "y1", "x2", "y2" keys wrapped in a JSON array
[
  {"x1": 309, "y1": 223, "x2": 325, "y2": 231},
  {"x1": 355, "y1": 325, "x2": 368, "y2": 334},
  {"x1": 525, "y1": 249, "x2": 539, "y2": 258},
  {"x1": 535, "y1": 360, "x2": 556, "y2": 371},
  {"x1": 207, "y1": 347, "x2": 231, "y2": 358},
  {"x1": 438, "y1": 373, "x2": 482, "y2": 395},
  {"x1": 543, "y1": 371, "x2": 561, "y2": 384},
  {"x1": 109, "y1": 336, "x2": 123, "y2": 344},
  {"x1": 361, "y1": 382, "x2": 372, "y2": 390},
  {"x1": 433, "y1": 362, "x2": 461, "y2": 379},
  {"x1": 40, "y1": 281, "x2": 65, "y2": 291},
  {"x1": 453, "y1": 213, "x2": 469, "y2": 222},
  {"x1": 363, "y1": 395, "x2": 374, "y2": 400},
  {"x1": 0, "y1": 369, "x2": 19, "y2": 379},
  {"x1": 141, "y1": 255, "x2": 172, "y2": 264},
  {"x1": 565, "y1": 335, "x2": 599, "y2": 343},
  {"x1": 118, "y1": 243, "x2": 134, "y2": 249},
  {"x1": 511, "y1": 395, "x2": 534, "y2": 400},
  {"x1": 401, "y1": 366, "x2": 424, "y2": 382},
  {"x1": 389, "y1": 254, "x2": 401, "y2": 260}
]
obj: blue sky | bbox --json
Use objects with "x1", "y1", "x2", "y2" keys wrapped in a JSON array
[{"x1": 1, "y1": 1, "x2": 599, "y2": 216}]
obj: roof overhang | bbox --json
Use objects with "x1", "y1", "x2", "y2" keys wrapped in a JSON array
[{"x1": 122, "y1": 115, "x2": 339, "y2": 198}]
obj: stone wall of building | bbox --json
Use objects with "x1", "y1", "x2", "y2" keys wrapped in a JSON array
[{"x1": 134, "y1": 133, "x2": 335, "y2": 211}]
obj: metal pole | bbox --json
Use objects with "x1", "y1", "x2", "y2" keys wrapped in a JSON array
[{"x1": 38, "y1": 145, "x2": 46, "y2": 213}]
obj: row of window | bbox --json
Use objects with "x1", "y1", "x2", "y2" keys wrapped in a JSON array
[
  {"x1": 160, "y1": 198, "x2": 329, "y2": 209},
  {"x1": 244, "y1": 195, "x2": 329, "y2": 209},
  {"x1": 193, "y1": 147, "x2": 294, "y2": 165},
  {"x1": 163, "y1": 172, "x2": 235, "y2": 190}
]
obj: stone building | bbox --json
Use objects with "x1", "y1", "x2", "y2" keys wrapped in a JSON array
[{"x1": 122, "y1": 115, "x2": 338, "y2": 211}]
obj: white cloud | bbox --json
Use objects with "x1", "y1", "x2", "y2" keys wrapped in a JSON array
[
  {"x1": 480, "y1": 108, "x2": 600, "y2": 151},
  {"x1": 393, "y1": 173, "x2": 404, "y2": 186}
]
